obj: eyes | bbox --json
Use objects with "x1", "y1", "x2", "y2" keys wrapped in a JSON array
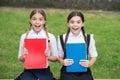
[
  {"x1": 69, "y1": 20, "x2": 81, "y2": 24},
  {"x1": 31, "y1": 17, "x2": 44, "y2": 21},
  {"x1": 68, "y1": 16, "x2": 83, "y2": 25}
]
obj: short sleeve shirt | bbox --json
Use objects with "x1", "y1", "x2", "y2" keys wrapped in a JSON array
[
  {"x1": 58, "y1": 31, "x2": 98, "y2": 58},
  {"x1": 18, "y1": 29, "x2": 58, "y2": 65}
]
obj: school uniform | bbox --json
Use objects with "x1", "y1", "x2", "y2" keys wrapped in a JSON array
[
  {"x1": 15, "y1": 29, "x2": 58, "y2": 80},
  {"x1": 58, "y1": 31, "x2": 98, "y2": 80}
]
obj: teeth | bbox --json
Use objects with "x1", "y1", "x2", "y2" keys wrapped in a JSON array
[
  {"x1": 73, "y1": 28, "x2": 78, "y2": 30},
  {"x1": 35, "y1": 26, "x2": 40, "y2": 27}
]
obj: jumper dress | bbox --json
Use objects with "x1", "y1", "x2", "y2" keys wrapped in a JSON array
[
  {"x1": 59, "y1": 34, "x2": 94, "y2": 80},
  {"x1": 15, "y1": 31, "x2": 56, "y2": 80}
]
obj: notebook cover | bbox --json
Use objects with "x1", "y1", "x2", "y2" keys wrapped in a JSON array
[
  {"x1": 66, "y1": 43, "x2": 87, "y2": 72},
  {"x1": 24, "y1": 38, "x2": 47, "y2": 69}
]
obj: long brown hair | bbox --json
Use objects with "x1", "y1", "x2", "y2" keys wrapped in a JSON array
[
  {"x1": 26, "y1": 9, "x2": 51, "y2": 51},
  {"x1": 64, "y1": 11, "x2": 88, "y2": 52}
]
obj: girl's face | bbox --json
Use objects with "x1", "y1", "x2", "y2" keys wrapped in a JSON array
[
  {"x1": 30, "y1": 13, "x2": 46, "y2": 33},
  {"x1": 67, "y1": 16, "x2": 84, "y2": 35}
]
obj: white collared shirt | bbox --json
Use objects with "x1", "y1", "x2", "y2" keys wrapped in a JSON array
[
  {"x1": 18, "y1": 29, "x2": 58, "y2": 65},
  {"x1": 58, "y1": 31, "x2": 98, "y2": 58}
]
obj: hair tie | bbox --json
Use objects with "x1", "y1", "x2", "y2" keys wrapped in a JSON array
[{"x1": 48, "y1": 40, "x2": 50, "y2": 43}]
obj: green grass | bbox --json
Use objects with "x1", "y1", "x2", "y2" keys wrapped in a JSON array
[{"x1": 0, "y1": 8, "x2": 120, "y2": 79}]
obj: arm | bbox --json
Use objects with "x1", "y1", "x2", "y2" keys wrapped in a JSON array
[
  {"x1": 57, "y1": 35, "x2": 74, "y2": 66},
  {"x1": 18, "y1": 34, "x2": 28, "y2": 62},
  {"x1": 19, "y1": 55, "x2": 25, "y2": 62},
  {"x1": 19, "y1": 48, "x2": 28, "y2": 62},
  {"x1": 89, "y1": 57, "x2": 97, "y2": 66},
  {"x1": 44, "y1": 48, "x2": 58, "y2": 62},
  {"x1": 45, "y1": 34, "x2": 59, "y2": 62},
  {"x1": 58, "y1": 57, "x2": 74, "y2": 66},
  {"x1": 58, "y1": 57, "x2": 64, "y2": 65},
  {"x1": 48, "y1": 56, "x2": 58, "y2": 62},
  {"x1": 80, "y1": 34, "x2": 98, "y2": 67}
]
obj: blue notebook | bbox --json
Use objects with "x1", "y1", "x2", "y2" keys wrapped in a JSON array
[{"x1": 66, "y1": 43, "x2": 87, "y2": 72}]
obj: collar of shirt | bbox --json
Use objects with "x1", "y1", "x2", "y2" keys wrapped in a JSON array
[
  {"x1": 69, "y1": 30, "x2": 83, "y2": 38},
  {"x1": 66, "y1": 30, "x2": 85, "y2": 43},
  {"x1": 28, "y1": 28, "x2": 47, "y2": 38}
]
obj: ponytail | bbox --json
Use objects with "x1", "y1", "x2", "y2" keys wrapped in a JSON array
[
  {"x1": 81, "y1": 27, "x2": 89, "y2": 54},
  {"x1": 25, "y1": 24, "x2": 31, "y2": 39},
  {"x1": 44, "y1": 25, "x2": 52, "y2": 53}
]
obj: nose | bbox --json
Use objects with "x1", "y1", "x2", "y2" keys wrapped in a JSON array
[
  {"x1": 36, "y1": 20, "x2": 39, "y2": 24},
  {"x1": 73, "y1": 22, "x2": 78, "y2": 27}
]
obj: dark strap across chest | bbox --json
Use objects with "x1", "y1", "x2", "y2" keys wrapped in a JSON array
[{"x1": 59, "y1": 34, "x2": 90, "y2": 58}]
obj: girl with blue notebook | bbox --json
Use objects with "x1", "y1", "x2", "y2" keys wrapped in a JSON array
[{"x1": 58, "y1": 11, "x2": 98, "y2": 80}]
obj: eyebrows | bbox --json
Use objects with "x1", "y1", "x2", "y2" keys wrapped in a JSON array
[{"x1": 69, "y1": 19, "x2": 82, "y2": 23}]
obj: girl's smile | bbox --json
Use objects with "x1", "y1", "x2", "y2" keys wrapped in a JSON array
[
  {"x1": 72, "y1": 27, "x2": 79, "y2": 31},
  {"x1": 34, "y1": 25, "x2": 41, "y2": 29}
]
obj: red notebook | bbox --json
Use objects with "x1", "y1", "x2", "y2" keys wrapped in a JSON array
[{"x1": 24, "y1": 38, "x2": 47, "y2": 69}]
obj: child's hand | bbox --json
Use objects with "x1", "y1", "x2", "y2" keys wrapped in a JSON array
[
  {"x1": 79, "y1": 60, "x2": 90, "y2": 67},
  {"x1": 63, "y1": 59, "x2": 74, "y2": 66},
  {"x1": 22, "y1": 48, "x2": 28, "y2": 58},
  {"x1": 44, "y1": 48, "x2": 50, "y2": 57}
]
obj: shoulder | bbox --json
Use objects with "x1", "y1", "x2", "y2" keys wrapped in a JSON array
[
  {"x1": 48, "y1": 32, "x2": 56, "y2": 39},
  {"x1": 87, "y1": 34, "x2": 94, "y2": 39},
  {"x1": 89, "y1": 34, "x2": 95, "y2": 39},
  {"x1": 88, "y1": 34, "x2": 96, "y2": 43},
  {"x1": 86, "y1": 34, "x2": 94, "y2": 36},
  {"x1": 20, "y1": 33, "x2": 27, "y2": 40},
  {"x1": 58, "y1": 33, "x2": 66, "y2": 38}
]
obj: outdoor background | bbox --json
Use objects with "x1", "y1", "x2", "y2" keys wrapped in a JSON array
[{"x1": 0, "y1": 0, "x2": 120, "y2": 79}]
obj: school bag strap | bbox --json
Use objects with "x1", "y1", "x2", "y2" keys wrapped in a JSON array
[
  {"x1": 59, "y1": 34, "x2": 91, "y2": 54},
  {"x1": 59, "y1": 35, "x2": 65, "y2": 52},
  {"x1": 87, "y1": 34, "x2": 90, "y2": 54}
]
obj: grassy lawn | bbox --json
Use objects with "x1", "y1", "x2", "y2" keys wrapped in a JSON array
[{"x1": 0, "y1": 7, "x2": 120, "y2": 79}]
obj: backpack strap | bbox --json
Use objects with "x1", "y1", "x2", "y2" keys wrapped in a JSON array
[
  {"x1": 60, "y1": 35, "x2": 66, "y2": 59},
  {"x1": 59, "y1": 35, "x2": 65, "y2": 52},
  {"x1": 87, "y1": 34, "x2": 90, "y2": 49},
  {"x1": 87, "y1": 34, "x2": 90, "y2": 54},
  {"x1": 59, "y1": 34, "x2": 91, "y2": 56}
]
